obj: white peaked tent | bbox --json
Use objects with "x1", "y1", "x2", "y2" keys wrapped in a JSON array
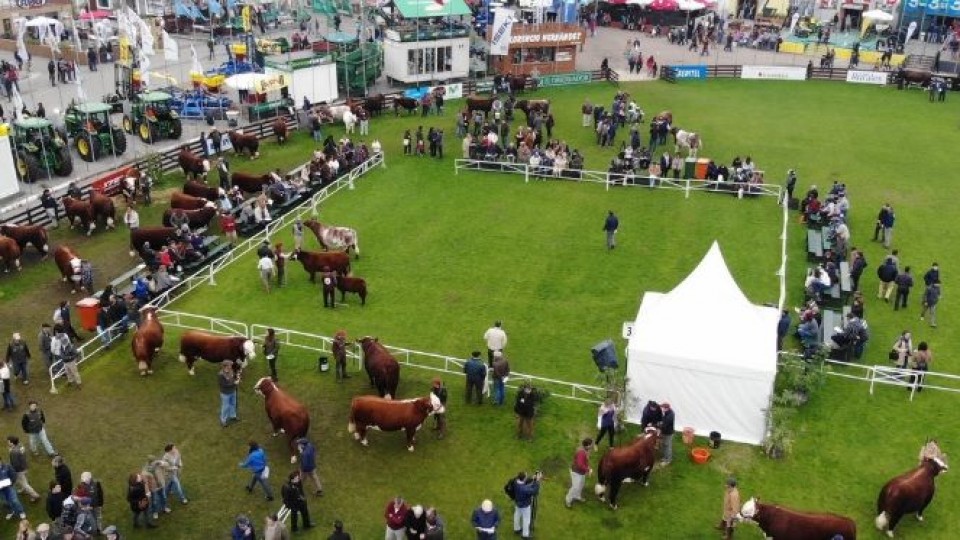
[{"x1": 625, "y1": 242, "x2": 779, "y2": 445}]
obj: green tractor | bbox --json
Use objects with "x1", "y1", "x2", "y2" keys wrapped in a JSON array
[
  {"x1": 63, "y1": 102, "x2": 128, "y2": 162},
  {"x1": 121, "y1": 91, "x2": 183, "y2": 144},
  {"x1": 11, "y1": 117, "x2": 73, "y2": 183}
]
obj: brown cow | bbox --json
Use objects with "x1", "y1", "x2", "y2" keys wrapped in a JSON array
[
  {"x1": 178, "y1": 329, "x2": 256, "y2": 375},
  {"x1": 876, "y1": 457, "x2": 948, "y2": 537},
  {"x1": 232, "y1": 172, "x2": 272, "y2": 194},
  {"x1": 170, "y1": 192, "x2": 209, "y2": 210},
  {"x1": 287, "y1": 248, "x2": 350, "y2": 281},
  {"x1": 393, "y1": 97, "x2": 419, "y2": 116},
  {"x1": 272, "y1": 118, "x2": 289, "y2": 145},
  {"x1": 62, "y1": 196, "x2": 96, "y2": 235},
  {"x1": 183, "y1": 180, "x2": 221, "y2": 201},
  {"x1": 466, "y1": 96, "x2": 494, "y2": 115},
  {"x1": 162, "y1": 205, "x2": 217, "y2": 229},
  {"x1": 178, "y1": 147, "x2": 210, "y2": 181},
  {"x1": 1, "y1": 224, "x2": 49, "y2": 257},
  {"x1": 229, "y1": 130, "x2": 260, "y2": 159},
  {"x1": 253, "y1": 377, "x2": 310, "y2": 462},
  {"x1": 53, "y1": 245, "x2": 84, "y2": 292},
  {"x1": 303, "y1": 219, "x2": 359, "y2": 259},
  {"x1": 337, "y1": 276, "x2": 367, "y2": 306},
  {"x1": 89, "y1": 191, "x2": 117, "y2": 230},
  {"x1": 595, "y1": 427, "x2": 659, "y2": 509},
  {"x1": 739, "y1": 497, "x2": 857, "y2": 540},
  {"x1": 514, "y1": 99, "x2": 550, "y2": 120},
  {"x1": 359, "y1": 336, "x2": 399, "y2": 399},
  {"x1": 132, "y1": 306, "x2": 164, "y2": 376},
  {"x1": 0, "y1": 236, "x2": 22, "y2": 272},
  {"x1": 347, "y1": 395, "x2": 434, "y2": 451},
  {"x1": 129, "y1": 227, "x2": 177, "y2": 256}
]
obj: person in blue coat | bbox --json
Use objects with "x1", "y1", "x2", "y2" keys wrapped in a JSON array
[
  {"x1": 471, "y1": 499, "x2": 499, "y2": 540},
  {"x1": 238, "y1": 442, "x2": 273, "y2": 501},
  {"x1": 296, "y1": 438, "x2": 322, "y2": 496},
  {"x1": 512, "y1": 471, "x2": 541, "y2": 539},
  {"x1": 0, "y1": 459, "x2": 26, "y2": 520}
]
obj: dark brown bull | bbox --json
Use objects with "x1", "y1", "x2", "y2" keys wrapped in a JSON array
[
  {"x1": 170, "y1": 192, "x2": 210, "y2": 210},
  {"x1": 229, "y1": 130, "x2": 260, "y2": 159},
  {"x1": 272, "y1": 118, "x2": 289, "y2": 145},
  {"x1": 287, "y1": 248, "x2": 350, "y2": 281},
  {"x1": 129, "y1": 227, "x2": 177, "y2": 256},
  {"x1": 132, "y1": 306, "x2": 164, "y2": 376},
  {"x1": 595, "y1": 428, "x2": 659, "y2": 509},
  {"x1": 466, "y1": 96, "x2": 494, "y2": 115},
  {"x1": 53, "y1": 245, "x2": 84, "y2": 292},
  {"x1": 162, "y1": 206, "x2": 217, "y2": 229},
  {"x1": 899, "y1": 68, "x2": 932, "y2": 87},
  {"x1": 178, "y1": 329, "x2": 256, "y2": 375},
  {"x1": 89, "y1": 191, "x2": 117, "y2": 230},
  {"x1": 739, "y1": 497, "x2": 857, "y2": 540},
  {"x1": 347, "y1": 395, "x2": 434, "y2": 451},
  {"x1": 62, "y1": 196, "x2": 96, "y2": 235},
  {"x1": 876, "y1": 457, "x2": 948, "y2": 537},
  {"x1": 362, "y1": 93, "x2": 385, "y2": 116},
  {"x1": 393, "y1": 97, "x2": 419, "y2": 116},
  {"x1": 0, "y1": 236, "x2": 22, "y2": 272},
  {"x1": 183, "y1": 180, "x2": 221, "y2": 201},
  {"x1": 254, "y1": 377, "x2": 310, "y2": 462},
  {"x1": 508, "y1": 75, "x2": 535, "y2": 93},
  {"x1": 359, "y1": 336, "x2": 400, "y2": 399},
  {"x1": 337, "y1": 275, "x2": 367, "y2": 306},
  {"x1": 1, "y1": 224, "x2": 49, "y2": 257},
  {"x1": 177, "y1": 147, "x2": 210, "y2": 181},
  {"x1": 514, "y1": 99, "x2": 550, "y2": 119},
  {"x1": 231, "y1": 171, "x2": 272, "y2": 194}
]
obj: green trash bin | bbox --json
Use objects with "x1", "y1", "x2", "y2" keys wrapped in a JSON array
[{"x1": 683, "y1": 158, "x2": 697, "y2": 179}]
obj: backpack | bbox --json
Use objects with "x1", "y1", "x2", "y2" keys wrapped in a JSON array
[{"x1": 503, "y1": 478, "x2": 516, "y2": 501}]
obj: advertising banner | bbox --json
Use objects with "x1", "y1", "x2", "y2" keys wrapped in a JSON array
[
  {"x1": 904, "y1": 0, "x2": 960, "y2": 18},
  {"x1": 669, "y1": 65, "x2": 708, "y2": 79},
  {"x1": 845, "y1": 70, "x2": 890, "y2": 85},
  {"x1": 741, "y1": 65, "x2": 807, "y2": 81},
  {"x1": 538, "y1": 71, "x2": 592, "y2": 87},
  {"x1": 489, "y1": 7, "x2": 515, "y2": 56}
]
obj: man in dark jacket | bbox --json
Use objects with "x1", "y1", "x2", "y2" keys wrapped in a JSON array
[
  {"x1": 5, "y1": 332, "x2": 31, "y2": 384},
  {"x1": 894, "y1": 266, "x2": 914, "y2": 311},
  {"x1": 850, "y1": 249, "x2": 867, "y2": 291},
  {"x1": 659, "y1": 403, "x2": 676, "y2": 465},
  {"x1": 603, "y1": 211, "x2": 619, "y2": 250},
  {"x1": 924, "y1": 263, "x2": 940, "y2": 287},
  {"x1": 40, "y1": 189, "x2": 59, "y2": 226},
  {"x1": 463, "y1": 351, "x2": 486, "y2": 405},
  {"x1": 7, "y1": 436, "x2": 39, "y2": 502},
  {"x1": 514, "y1": 383, "x2": 538, "y2": 440},
  {"x1": 873, "y1": 203, "x2": 890, "y2": 242},
  {"x1": 877, "y1": 256, "x2": 898, "y2": 302},
  {"x1": 776, "y1": 310, "x2": 791, "y2": 351},
  {"x1": 53, "y1": 454, "x2": 73, "y2": 495},
  {"x1": 281, "y1": 471, "x2": 313, "y2": 532},
  {"x1": 512, "y1": 471, "x2": 541, "y2": 539},
  {"x1": 639, "y1": 400, "x2": 662, "y2": 429},
  {"x1": 296, "y1": 438, "x2": 322, "y2": 496}
]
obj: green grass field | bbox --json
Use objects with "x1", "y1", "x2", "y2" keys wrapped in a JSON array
[{"x1": 1, "y1": 79, "x2": 958, "y2": 539}]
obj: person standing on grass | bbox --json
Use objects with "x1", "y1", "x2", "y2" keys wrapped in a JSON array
[
  {"x1": 877, "y1": 256, "x2": 898, "y2": 303},
  {"x1": 894, "y1": 266, "x2": 914, "y2": 311},
  {"x1": 239, "y1": 441, "x2": 274, "y2": 501},
  {"x1": 483, "y1": 321, "x2": 507, "y2": 366},
  {"x1": 564, "y1": 438, "x2": 593, "y2": 508},
  {"x1": 219, "y1": 361, "x2": 239, "y2": 427},
  {"x1": 471, "y1": 499, "x2": 499, "y2": 540},
  {"x1": 384, "y1": 495, "x2": 408, "y2": 540},
  {"x1": 0, "y1": 458, "x2": 27, "y2": 520},
  {"x1": 881, "y1": 203, "x2": 896, "y2": 249},
  {"x1": 849, "y1": 249, "x2": 867, "y2": 292},
  {"x1": 7, "y1": 436, "x2": 39, "y2": 502},
  {"x1": 924, "y1": 263, "x2": 940, "y2": 288},
  {"x1": 514, "y1": 382, "x2": 538, "y2": 441},
  {"x1": 595, "y1": 399, "x2": 617, "y2": 447},
  {"x1": 296, "y1": 438, "x2": 322, "y2": 496},
  {"x1": 321, "y1": 266, "x2": 337, "y2": 308},
  {"x1": 328, "y1": 519, "x2": 351, "y2": 540},
  {"x1": 1, "y1": 360, "x2": 13, "y2": 411},
  {"x1": 263, "y1": 328, "x2": 280, "y2": 382},
  {"x1": 55, "y1": 325, "x2": 80, "y2": 388},
  {"x1": 257, "y1": 253, "x2": 274, "y2": 294},
  {"x1": 511, "y1": 471, "x2": 541, "y2": 539},
  {"x1": 333, "y1": 330, "x2": 349, "y2": 381},
  {"x1": 274, "y1": 243, "x2": 285, "y2": 288},
  {"x1": 659, "y1": 402, "x2": 676, "y2": 465},
  {"x1": 281, "y1": 471, "x2": 313, "y2": 532},
  {"x1": 21, "y1": 400, "x2": 56, "y2": 456},
  {"x1": 463, "y1": 351, "x2": 486, "y2": 405},
  {"x1": 430, "y1": 378, "x2": 448, "y2": 439},
  {"x1": 231, "y1": 514, "x2": 255, "y2": 539},
  {"x1": 717, "y1": 477, "x2": 740, "y2": 539},
  {"x1": 264, "y1": 513, "x2": 289, "y2": 540},
  {"x1": 5, "y1": 332, "x2": 30, "y2": 386},
  {"x1": 491, "y1": 351, "x2": 510, "y2": 406},
  {"x1": 603, "y1": 211, "x2": 619, "y2": 250},
  {"x1": 921, "y1": 281, "x2": 941, "y2": 328},
  {"x1": 161, "y1": 443, "x2": 188, "y2": 504}
]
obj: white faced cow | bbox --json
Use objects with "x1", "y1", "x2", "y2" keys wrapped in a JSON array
[{"x1": 304, "y1": 218, "x2": 360, "y2": 259}]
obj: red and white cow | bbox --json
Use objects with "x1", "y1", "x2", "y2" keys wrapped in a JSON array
[{"x1": 304, "y1": 218, "x2": 360, "y2": 259}]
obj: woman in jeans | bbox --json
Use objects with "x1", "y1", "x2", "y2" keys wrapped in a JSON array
[
  {"x1": 595, "y1": 399, "x2": 618, "y2": 447},
  {"x1": 126, "y1": 473, "x2": 156, "y2": 529}
]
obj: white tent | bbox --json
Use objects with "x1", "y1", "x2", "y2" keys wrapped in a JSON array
[{"x1": 625, "y1": 242, "x2": 779, "y2": 446}]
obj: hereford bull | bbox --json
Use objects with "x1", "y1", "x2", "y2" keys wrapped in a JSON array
[
  {"x1": 876, "y1": 457, "x2": 948, "y2": 537},
  {"x1": 272, "y1": 118, "x2": 289, "y2": 145},
  {"x1": 359, "y1": 336, "x2": 399, "y2": 399},
  {"x1": 162, "y1": 205, "x2": 217, "y2": 229},
  {"x1": 232, "y1": 172, "x2": 272, "y2": 194},
  {"x1": 0, "y1": 236, "x2": 22, "y2": 272},
  {"x1": 595, "y1": 427, "x2": 659, "y2": 509},
  {"x1": 132, "y1": 306, "x2": 164, "y2": 376},
  {"x1": 178, "y1": 329, "x2": 256, "y2": 375},
  {"x1": 287, "y1": 248, "x2": 350, "y2": 281},
  {"x1": 337, "y1": 276, "x2": 367, "y2": 306},
  {"x1": 254, "y1": 377, "x2": 310, "y2": 462},
  {"x1": 62, "y1": 196, "x2": 96, "y2": 235},
  {"x1": 303, "y1": 219, "x2": 359, "y2": 259},
  {"x1": 739, "y1": 497, "x2": 857, "y2": 540},
  {"x1": 347, "y1": 395, "x2": 434, "y2": 451},
  {"x1": 90, "y1": 192, "x2": 117, "y2": 230},
  {"x1": 178, "y1": 147, "x2": 210, "y2": 181},
  {"x1": 53, "y1": 245, "x2": 84, "y2": 292},
  {"x1": 183, "y1": 180, "x2": 221, "y2": 201},
  {"x1": 229, "y1": 130, "x2": 260, "y2": 159},
  {"x1": 129, "y1": 227, "x2": 177, "y2": 256},
  {"x1": 1, "y1": 224, "x2": 49, "y2": 257},
  {"x1": 170, "y1": 192, "x2": 210, "y2": 210}
]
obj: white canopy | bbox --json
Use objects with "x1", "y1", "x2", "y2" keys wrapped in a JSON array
[
  {"x1": 224, "y1": 72, "x2": 271, "y2": 91},
  {"x1": 625, "y1": 242, "x2": 779, "y2": 446},
  {"x1": 863, "y1": 9, "x2": 894, "y2": 22}
]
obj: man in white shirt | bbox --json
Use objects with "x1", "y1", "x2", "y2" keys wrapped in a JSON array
[
  {"x1": 257, "y1": 255, "x2": 275, "y2": 293},
  {"x1": 124, "y1": 207, "x2": 139, "y2": 230},
  {"x1": 483, "y1": 321, "x2": 507, "y2": 367}
]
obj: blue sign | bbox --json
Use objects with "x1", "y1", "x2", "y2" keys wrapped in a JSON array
[
  {"x1": 669, "y1": 65, "x2": 708, "y2": 80},
  {"x1": 904, "y1": 0, "x2": 960, "y2": 17}
]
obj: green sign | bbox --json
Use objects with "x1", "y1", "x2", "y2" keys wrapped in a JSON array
[
  {"x1": 474, "y1": 81, "x2": 494, "y2": 94},
  {"x1": 537, "y1": 71, "x2": 592, "y2": 87}
]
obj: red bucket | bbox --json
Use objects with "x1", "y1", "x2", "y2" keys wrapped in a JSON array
[{"x1": 690, "y1": 447, "x2": 711, "y2": 464}]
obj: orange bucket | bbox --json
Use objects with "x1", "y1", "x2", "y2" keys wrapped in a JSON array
[{"x1": 691, "y1": 447, "x2": 711, "y2": 464}]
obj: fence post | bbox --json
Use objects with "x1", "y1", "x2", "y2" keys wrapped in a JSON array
[
  {"x1": 605, "y1": 173, "x2": 610, "y2": 191},
  {"x1": 685, "y1": 178, "x2": 691, "y2": 199},
  {"x1": 524, "y1": 164, "x2": 529, "y2": 184},
  {"x1": 208, "y1": 263, "x2": 217, "y2": 286}
]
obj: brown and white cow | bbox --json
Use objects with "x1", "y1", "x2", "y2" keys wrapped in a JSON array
[
  {"x1": 183, "y1": 180, "x2": 221, "y2": 201},
  {"x1": 1, "y1": 224, "x2": 49, "y2": 257},
  {"x1": 287, "y1": 248, "x2": 350, "y2": 281},
  {"x1": 90, "y1": 191, "x2": 117, "y2": 230},
  {"x1": 254, "y1": 377, "x2": 310, "y2": 462},
  {"x1": 272, "y1": 118, "x2": 289, "y2": 145},
  {"x1": 304, "y1": 219, "x2": 360, "y2": 259},
  {"x1": 170, "y1": 192, "x2": 210, "y2": 210},
  {"x1": 876, "y1": 457, "x2": 948, "y2": 537},
  {"x1": 178, "y1": 147, "x2": 210, "y2": 181},
  {"x1": 347, "y1": 395, "x2": 435, "y2": 452},
  {"x1": 178, "y1": 330, "x2": 256, "y2": 375},
  {"x1": 62, "y1": 196, "x2": 96, "y2": 235},
  {"x1": 595, "y1": 427, "x2": 659, "y2": 509},
  {"x1": 53, "y1": 245, "x2": 84, "y2": 292},
  {"x1": 359, "y1": 337, "x2": 399, "y2": 399},
  {"x1": 740, "y1": 497, "x2": 857, "y2": 540},
  {"x1": 0, "y1": 236, "x2": 22, "y2": 272},
  {"x1": 161, "y1": 205, "x2": 217, "y2": 229},
  {"x1": 132, "y1": 306, "x2": 164, "y2": 376}
]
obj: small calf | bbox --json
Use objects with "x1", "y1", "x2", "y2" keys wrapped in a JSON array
[{"x1": 337, "y1": 276, "x2": 367, "y2": 306}]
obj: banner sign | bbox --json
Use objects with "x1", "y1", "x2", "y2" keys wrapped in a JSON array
[
  {"x1": 669, "y1": 65, "x2": 708, "y2": 79},
  {"x1": 489, "y1": 8, "x2": 515, "y2": 56},
  {"x1": 845, "y1": 70, "x2": 890, "y2": 85},
  {"x1": 903, "y1": 0, "x2": 960, "y2": 17},
  {"x1": 254, "y1": 73, "x2": 288, "y2": 94},
  {"x1": 537, "y1": 71, "x2": 592, "y2": 87},
  {"x1": 510, "y1": 31, "x2": 584, "y2": 44},
  {"x1": 741, "y1": 65, "x2": 807, "y2": 81},
  {"x1": 91, "y1": 167, "x2": 137, "y2": 197}
]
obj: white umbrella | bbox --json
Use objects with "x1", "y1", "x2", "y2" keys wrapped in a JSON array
[
  {"x1": 863, "y1": 9, "x2": 894, "y2": 22},
  {"x1": 678, "y1": 0, "x2": 703, "y2": 10},
  {"x1": 224, "y1": 72, "x2": 271, "y2": 91},
  {"x1": 23, "y1": 16, "x2": 61, "y2": 28}
]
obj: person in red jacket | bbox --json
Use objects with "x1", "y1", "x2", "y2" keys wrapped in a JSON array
[
  {"x1": 220, "y1": 211, "x2": 237, "y2": 245},
  {"x1": 564, "y1": 438, "x2": 593, "y2": 508},
  {"x1": 384, "y1": 495, "x2": 408, "y2": 540}
]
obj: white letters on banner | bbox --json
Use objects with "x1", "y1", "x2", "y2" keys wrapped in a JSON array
[
  {"x1": 741, "y1": 65, "x2": 807, "y2": 81},
  {"x1": 490, "y1": 8, "x2": 515, "y2": 56},
  {"x1": 845, "y1": 70, "x2": 889, "y2": 85}
]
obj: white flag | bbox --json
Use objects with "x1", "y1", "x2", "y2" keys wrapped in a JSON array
[
  {"x1": 190, "y1": 45, "x2": 203, "y2": 74},
  {"x1": 163, "y1": 31, "x2": 179, "y2": 61},
  {"x1": 490, "y1": 8, "x2": 515, "y2": 56}
]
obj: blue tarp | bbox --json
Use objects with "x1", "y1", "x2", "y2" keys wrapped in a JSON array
[
  {"x1": 175, "y1": 0, "x2": 207, "y2": 20},
  {"x1": 208, "y1": 0, "x2": 224, "y2": 17}
]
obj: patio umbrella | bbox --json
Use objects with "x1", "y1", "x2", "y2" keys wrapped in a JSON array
[
  {"x1": 649, "y1": 0, "x2": 679, "y2": 11},
  {"x1": 626, "y1": 0, "x2": 654, "y2": 6},
  {"x1": 79, "y1": 10, "x2": 112, "y2": 21},
  {"x1": 862, "y1": 9, "x2": 894, "y2": 22},
  {"x1": 678, "y1": 0, "x2": 703, "y2": 11}
]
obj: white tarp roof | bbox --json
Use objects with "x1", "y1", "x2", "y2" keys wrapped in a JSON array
[{"x1": 625, "y1": 242, "x2": 779, "y2": 445}]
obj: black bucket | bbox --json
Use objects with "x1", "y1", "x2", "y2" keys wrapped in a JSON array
[
  {"x1": 318, "y1": 355, "x2": 329, "y2": 372},
  {"x1": 709, "y1": 431, "x2": 722, "y2": 449}
]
